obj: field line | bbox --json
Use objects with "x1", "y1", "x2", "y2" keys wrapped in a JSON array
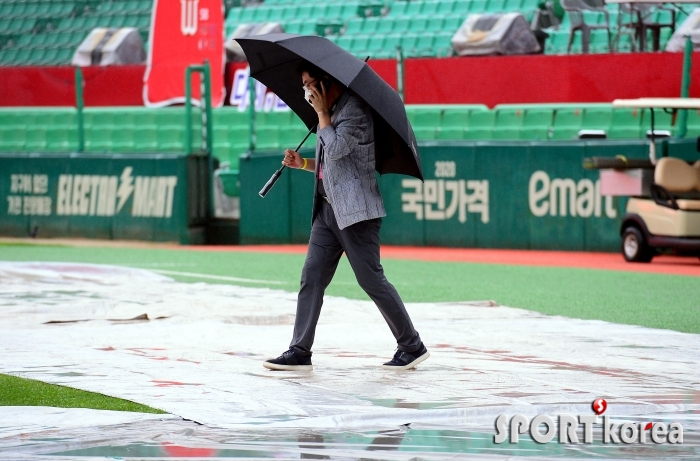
[{"x1": 152, "y1": 269, "x2": 285, "y2": 285}]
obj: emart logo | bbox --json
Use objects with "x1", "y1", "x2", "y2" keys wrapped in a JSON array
[{"x1": 494, "y1": 399, "x2": 684, "y2": 445}]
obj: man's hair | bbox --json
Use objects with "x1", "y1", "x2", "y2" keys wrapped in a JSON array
[
  {"x1": 296, "y1": 60, "x2": 324, "y2": 79},
  {"x1": 296, "y1": 60, "x2": 339, "y2": 86}
]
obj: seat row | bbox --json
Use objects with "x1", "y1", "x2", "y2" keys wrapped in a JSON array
[
  {"x1": 329, "y1": 33, "x2": 454, "y2": 59},
  {"x1": 226, "y1": 2, "x2": 364, "y2": 24},
  {"x1": 407, "y1": 104, "x2": 700, "y2": 140},
  {"x1": 0, "y1": 108, "x2": 313, "y2": 168},
  {"x1": 2, "y1": 106, "x2": 699, "y2": 164}
]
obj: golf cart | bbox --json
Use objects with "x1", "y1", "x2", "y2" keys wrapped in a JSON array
[{"x1": 586, "y1": 98, "x2": 700, "y2": 263}]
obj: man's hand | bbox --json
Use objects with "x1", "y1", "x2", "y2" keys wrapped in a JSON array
[
  {"x1": 282, "y1": 149, "x2": 303, "y2": 169},
  {"x1": 308, "y1": 81, "x2": 330, "y2": 115}
]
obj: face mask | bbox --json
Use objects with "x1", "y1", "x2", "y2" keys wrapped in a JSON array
[{"x1": 304, "y1": 86, "x2": 314, "y2": 106}]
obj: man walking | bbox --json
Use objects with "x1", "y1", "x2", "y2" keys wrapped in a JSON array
[{"x1": 263, "y1": 61, "x2": 428, "y2": 371}]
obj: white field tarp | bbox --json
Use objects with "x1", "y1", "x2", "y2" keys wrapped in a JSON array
[{"x1": 0, "y1": 262, "x2": 698, "y2": 458}]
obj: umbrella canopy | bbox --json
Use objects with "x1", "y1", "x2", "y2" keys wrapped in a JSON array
[{"x1": 235, "y1": 33, "x2": 423, "y2": 180}]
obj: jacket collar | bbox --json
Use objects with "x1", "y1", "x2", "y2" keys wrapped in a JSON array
[{"x1": 330, "y1": 91, "x2": 351, "y2": 122}]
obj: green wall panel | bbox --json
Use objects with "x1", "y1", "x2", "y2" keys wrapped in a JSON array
[
  {"x1": 423, "y1": 143, "x2": 477, "y2": 248},
  {"x1": 239, "y1": 139, "x2": 698, "y2": 252},
  {"x1": 0, "y1": 152, "x2": 201, "y2": 243},
  {"x1": 379, "y1": 172, "x2": 426, "y2": 246},
  {"x1": 474, "y1": 142, "x2": 529, "y2": 249},
  {"x1": 239, "y1": 152, "x2": 292, "y2": 244},
  {"x1": 526, "y1": 143, "x2": 588, "y2": 251}
]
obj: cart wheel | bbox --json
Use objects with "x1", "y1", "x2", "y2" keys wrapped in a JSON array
[{"x1": 621, "y1": 227, "x2": 653, "y2": 263}]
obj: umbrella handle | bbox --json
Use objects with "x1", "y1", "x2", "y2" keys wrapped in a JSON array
[{"x1": 258, "y1": 125, "x2": 317, "y2": 198}]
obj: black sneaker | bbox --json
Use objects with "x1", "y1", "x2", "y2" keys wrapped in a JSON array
[
  {"x1": 382, "y1": 343, "x2": 430, "y2": 370},
  {"x1": 263, "y1": 348, "x2": 313, "y2": 371}
]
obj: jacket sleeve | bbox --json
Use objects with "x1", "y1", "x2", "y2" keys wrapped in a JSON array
[{"x1": 317, "y1": 99, "x2": 369, "y2": 161}]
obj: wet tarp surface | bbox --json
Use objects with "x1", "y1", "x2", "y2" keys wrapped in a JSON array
[{"x1": 0, "y1": 262, "x2": 698, "y2": 459}]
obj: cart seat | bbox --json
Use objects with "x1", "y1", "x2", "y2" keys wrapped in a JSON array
[
  {"x1": 654, "y1": 157, "x2": 700, "y2": 192},
  {"x1": 654, "y1": 157, "x2": 700, "y2": 211}
]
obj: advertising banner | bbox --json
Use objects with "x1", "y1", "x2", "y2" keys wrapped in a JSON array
[
  {"x1": 236, "y1": 140, "x2": 699, "y2": 251},
  {"x1": 0, "y1": 153, "x2": 204, "y2": 243},
  {"x1": 144, "y1": 0, "x2": 225, "y2": 107}
]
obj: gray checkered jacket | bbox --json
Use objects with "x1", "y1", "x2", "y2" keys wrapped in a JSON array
[{"x1": 312, "y1": 92, "x2": 386, "y2": 230}]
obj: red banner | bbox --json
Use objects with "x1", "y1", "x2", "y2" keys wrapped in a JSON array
[
  {"x1": 3, "y1": 54, "x2": 699, "y2": 107},
  {"x1": 143, "y1": 0, "x2": 225, "y2": 107}
]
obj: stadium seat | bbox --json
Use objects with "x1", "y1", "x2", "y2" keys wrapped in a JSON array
[
  {"x1": 394, "y1": 17, "x2": 411, "y2": 33},
  {"x1": 464, "y1": 110, "x2": 495, "y2": 139},
  {"x1": 111, "y1": 128, "x2": 135, "y2": 152},
  {"x1": 352, "y1": 35, "x2": 370, "y2": 53},
  {"x1": 405, "y1": 1, "x2": 423, "y2": 16},
  {"x1": 468, "y1": 0, "x2": 489, "y2": 13},
  {"x1": 257, "y1": 111, "x2": 293, "y2": 127},
  {"x1": 437, "y1": 107, "x2": 471, "y2": 139},
  {"x1": 608, "y1": 108, "x2": 643, "y2": 139},
  {"x1": 382, "y1": 34, "x2": 400, "y2": 53},
  {"x1": 445, "y1": 16, "x2": 462, "y2": 31},
  {"x1": 340, "y1": 3, "x2": 362, "y2": 19},
  {"x1": 157, "y1": 127, "x2": 186, "y2": 152},
  {"x1": 336, "y1": 35, "x2": 353, "y2": 50},
  {"x1": 409, "y1": 16, "x2": 429, "y2": 33},
  {"x1": 641, "y1": 108, "x2": 674, "y2": 135},
  {"x1": 132, "y1": 125, "x2": 158, "y2": 152},
  {"x1": 326, "y1": 4, "x2": 343, "y2": 20},
  {"x1": 521, "y1": 108, "x2": 554, "y2": 140},
  {"x1": 361, "y1": 17, "x2": 380, "y2": 34},
  {"x1": 85, "y1": 128, "x2": 113, "y2": 152},
  {"x1": 581, "y1": 106, "x2": 613, "y2": 132},
  {"x1": 486, "y1": 0, "x2": 506, "y2": 13},
  {"x1": 436, "y1": 127, "x2": 465, "y2": 140},
  {"x1": 441, "y1": 107, "x2": 471, "y2": 128},
  {"x1": 493, "y1": 107, "x2": 524, "y2": 140},
  {"x1": 368, "y1": 35, "x2": 385, "y2": 54},
  {"x1": 256, "y1": 126, "x2": 281, "y2": 150},
  {"x1": 550, "y1": 107, "x2": 583, "y2": 140},
  {"x1": 390, "y1": 2, "x2": 408, "y2": 16},
  {"x1": 454, "y1": 0, "x2": 471, "y2": 14},
  {"x1": 407, "y1": 107, "x2": 441, "y2": 129},
  {"x1": 344, "y1": 17, "x2": 363, "y2": 35},
  {"x1": 0, "y1": 129, "x2": 26, "y2": 152},
  {"x1": 426, "y1": 17, "x2": 445, "y2": 32},
  {"x1": 438, "y1": 1, "x2": 457, "y2": 15},
  {"x1": 503, "y1": 0, "x2": 523, "y2": 11},
  {"x1": 377, "y1": 17, "x2": 395, "y2": 34},
  {"x1": 413, "y1": 126, "x2": 438, "y2": 140},
  {"x1": 401, "y1": 34, "x2": 419, "y2": 53},
  {"x1": 423, "y1": 2, "x2": 440, "y2": 16},
  {"x1": 279, "y1": 125, "x2": 311, "y2": 149},
  {"x1": 45, "y1": 127, "x2": 78, "y2": 152}
]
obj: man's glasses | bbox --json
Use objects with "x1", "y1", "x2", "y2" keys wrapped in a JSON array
[{"x1": 302, "y1": 80, "x2": 317, "y2": 91}]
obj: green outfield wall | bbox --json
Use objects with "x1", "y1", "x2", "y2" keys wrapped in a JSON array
[
  {"x1": 239, "y1": 139, "x2": 699, "y2": 251},
  {"x1": 0, "y1": 153, "x2": 210, "y2": 244}
]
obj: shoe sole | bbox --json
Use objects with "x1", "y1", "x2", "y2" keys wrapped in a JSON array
[
  {"x1": 381, "y1": 351, "x2": 430, "y2": 370},
  {"x1": 263, "y1": 362, "x2": 313, "y2": 371}
]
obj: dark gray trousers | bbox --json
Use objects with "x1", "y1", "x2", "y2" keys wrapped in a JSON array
[{"x1": 290, "y1": 200, "x2": 422, "y2": 356}]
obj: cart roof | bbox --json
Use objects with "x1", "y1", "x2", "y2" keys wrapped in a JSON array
[{"x1": 612, "y1": 98, "x2": 700, "y2": 109}]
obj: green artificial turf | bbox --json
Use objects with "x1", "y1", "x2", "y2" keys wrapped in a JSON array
[
  {"x1": 0, "y1": 373, "x2": 165, "y2": 413},
  {"x1": 2, "y1": 243, "x2": 699, "y2": 334}
]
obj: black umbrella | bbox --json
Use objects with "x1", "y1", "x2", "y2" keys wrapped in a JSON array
[{"x1": 235, "y1": 33, "x2": 424, "y2": 196}]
